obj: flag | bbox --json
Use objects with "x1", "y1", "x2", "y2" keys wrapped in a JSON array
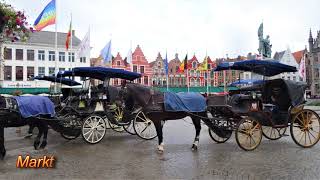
[
  {"x1": 197, "y1": 56, "x2": 208, "y2": 71},
  {"x1": 100, "y1": 40, "x2": 112, "y2": 64},
  {"x1": 179, "y1": 54, "x2": 188, "y2": 72},
  {"x1": 299, "y1": 54, "x2": 306, "y2": 79},
  {"x1": 78, "y1": 29, "x2": 90, "y2": 58},
  {"x1": 65, "y1": 20, "x2": 72, "y2": 50},
  {"x1": 164, "y1": 52, "x2": 168, "y2": 75},
  {"x1": 34, "y1": 0, "x2": 56, "y2": 31},
  {"x1": 126, "y1": 48, "x2": 132, "y2": 64}
]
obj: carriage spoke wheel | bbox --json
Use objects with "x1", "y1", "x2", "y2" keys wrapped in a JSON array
[
  {"x1": 262, "y1": 126, "x2": 287, "y2": 140},
  {"x1": 82, "y1": 115, "x2": 106, "y2": 144},
  {"x1": 209, "y1": 128, "x2": 232, "y2": 143},
  {"x1": 290, "y1": 109, "x2": 320, "y2": 148},
  {"x1": 108, "y1": 107, "x2": 125, "y2": 133},
  {"x1": 123, "y1": 120, "x2": 136, "y2": 135},
  {"x1": 133, "y1": 111, "x2": 157, "y2": 140},
  {"x1": 235, "y1": 117, "x2": 262, "y2": 151}
]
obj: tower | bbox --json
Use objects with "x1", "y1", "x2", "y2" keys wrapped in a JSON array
[{"x1": 309, "y1": 29, "x2": 314, "y2": 52}]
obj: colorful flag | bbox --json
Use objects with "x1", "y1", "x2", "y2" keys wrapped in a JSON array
[
  {"x1": 164, "y1": 52, "x2": 168, "y2": 75},
  {"x1": 179, "y1": 54, "x2": 188, "y2": 72},
  {"x1": 65, "y1": 20, "x2": 72, "y2": 50},
  {"x1": 77, "y1": 29, "x2": 90, "y2": 58},
  {"x1": 34, "y1": 0, "x2": 56, "y2": 31},
  {"x1": 299, "y1": 54, "x2": 306, "y2": 79},
  {"x1": 197, "y1": 56, "x2": 208, "y2": 71},
  {"x1": 100, "y1": 40, "x2": 112, "y2": 64},
  {"x1": 126, "y1": 48, "x2": 132, "y2": 64}
]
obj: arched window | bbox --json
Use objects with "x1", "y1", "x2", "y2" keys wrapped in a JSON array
[{"x1": 192, "y1": 62, "x2": 197, "y2": 69}]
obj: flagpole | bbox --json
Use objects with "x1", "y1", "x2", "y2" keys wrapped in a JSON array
[
  {"x1": 54, "y1": 0, "x2": 58, "y2": 93},
  {"x1": 70, "y1": 13, "x2": 72, "y2": 69}
]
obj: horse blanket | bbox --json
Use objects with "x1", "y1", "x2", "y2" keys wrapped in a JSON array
[
  {"x1": 164, "y1": 92, "x2": 206, "y2": 112},
  {"x1": 13, "y1": 96, "x2": 55, "y2": 118}
]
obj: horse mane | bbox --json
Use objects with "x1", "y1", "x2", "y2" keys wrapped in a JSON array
[{"x1": 126, "y1": 83, "x2": 155, "y2": 107}]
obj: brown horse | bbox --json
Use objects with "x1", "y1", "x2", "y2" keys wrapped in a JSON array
[{"x1": 123, "y1": 83, "x2": 207, "y2": 153}]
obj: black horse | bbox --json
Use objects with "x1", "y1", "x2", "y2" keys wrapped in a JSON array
[
  {"x1": 123, "y1": 83, "x2": 207, "y2": 153},
  {"x1": 0, "y1": 96, "x2": 52, "y2": 160}
]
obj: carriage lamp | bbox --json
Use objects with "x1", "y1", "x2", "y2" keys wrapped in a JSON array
[{"x1": 252, "y1": 92, "x2": 257, "y2": 99}]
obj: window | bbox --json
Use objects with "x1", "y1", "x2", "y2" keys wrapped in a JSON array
[
  {"x1": 4, "y1": 48, "x2": 12, "y2": 60},
  {"x1": 16, "y1": 66, "x2": 23, "y2": 81},
  {"x1": 133, "y1": 65, "x2": 137, "y2": 72},
  {"x1": 208, "y1": 64, "x2": 211, "y2": 69},
  {"x1": 80, "y1": 57, "x2": 86, "y2": 63},
  {"x1": 27, "y1": 67, "x2": 34, "y2": 80},
  {"x1": 59, "y1": 68, "x2": 65, "y2": 72},
  {"x1": 16, "y1": 49, "x2": 23, "y2": 60},
  {"x1": 176, "y1": 66, "x2": 179, "y2": 72},
  {"x1": 4, "y1": 66, "x2": 12, "y2": 80},
  {"x1": 192, "y1": 62, "x2": 197, "y2": 69},
  {"x1": 68, "y1": 52, "x2": 75, "y2": 62},
  {"x1": 117, "y1": 61, "x2": 120, "y2": 66},
  {"x1": 293, "y1": 76, "x2": 296, "y2": 81},
  {"x1": 197, "y1": 71, "x2": 200, "y2": 77},
  {"x1": 140, "y1": 66, "x2": 144, "y2": 73},
  {"x1": 49, "y1": 67, "x2": 55, "y2": 76},
  {"x1": 38, "y1": 67, "x2": 45, "y2": 76},
  {"x1": 114, "y1": 79, "x2": 118, "y2": 85},
  {"x1": 59, "y1": 52, "x2": 65, "y2": 62},
  {"x1": 38, "y1": 50, "x2": 45, "y2": 61},
  {"x1": 144, "y1": 76, "x2": 148, "y2": 85},
  {"x1": 27, "y1": 50, "x2": 34, "y2": 61},
  {"x1": 49, "y1": 51, "x2": 55, "y2": 61}
]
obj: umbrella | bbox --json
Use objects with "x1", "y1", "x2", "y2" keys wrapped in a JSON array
[{"x1": 214, "y1": 59, "x2": 297, "y2": 77}]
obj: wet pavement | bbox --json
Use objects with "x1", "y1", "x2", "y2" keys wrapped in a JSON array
[{"x1": 1, "y1": 116, "x2": 320, "y2": 180}]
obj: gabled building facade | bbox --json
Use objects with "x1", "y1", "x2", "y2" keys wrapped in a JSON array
[{"x1": 273, "y1": 48, "x2": 300, "y2": 81}]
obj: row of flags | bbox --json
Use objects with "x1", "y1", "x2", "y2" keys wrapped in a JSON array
[{"x1": 33, "y1": 0, "x2": 90, "y2": 57}]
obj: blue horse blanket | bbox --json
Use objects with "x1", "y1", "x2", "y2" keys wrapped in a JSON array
[
  {"x1": 164, "y1": 92, "x2": 206, "y2": 112},
  {"x1": 13, "y1": 96, "x2": 55, "y2": 118}
]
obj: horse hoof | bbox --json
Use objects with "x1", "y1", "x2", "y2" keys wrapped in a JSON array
[
  {"x1": 157, "y1": 149, "x2": 164, "y2": 154},
  {"x1": 191, "y1": 144, "x2": 198, "y2": 151},
  {"x1": 40, "y1": 142, "x2": 47, "y2": 149},
  {"x1": 24, "y1": 134, "x2": 33, "y2": 139},
  {"x1": 34, "y1": 142, "x2": 40, "y2": 150}
]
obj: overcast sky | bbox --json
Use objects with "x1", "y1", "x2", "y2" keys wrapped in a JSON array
[{"x1": 6, "y1": 0, "x2": 320, "y2": 61}]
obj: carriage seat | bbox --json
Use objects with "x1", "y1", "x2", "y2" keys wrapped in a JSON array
[{"x1": 228, "y1": 94, "x2": 260, "y2": 114}]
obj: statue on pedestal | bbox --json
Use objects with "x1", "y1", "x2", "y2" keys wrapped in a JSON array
[{"x1": 258, "y1": 23, "x2": 272, "y2": 58}]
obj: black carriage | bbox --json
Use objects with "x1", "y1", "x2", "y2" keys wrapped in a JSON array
[
  {"x1": 57, "y1": 67, "x2": 142, "y2": 143},
  {"x1": 206, "y1": 59, "x2": 320, "y2": 150}
]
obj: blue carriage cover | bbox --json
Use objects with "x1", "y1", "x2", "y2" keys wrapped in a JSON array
[
  {"x1": 33, "y1": 76, "x2": 81, "y2": 86},
  {"x1": 57, "y1": 67, "x2": 141, "y2": 81},
  {"x1": 164, "y1": 92, "x2": 206, "y2": 112},
  {"x1": 13, "y1": 96, "x2": 55, "y2": 118},
  {"x1": 214, "y1": 59, "x2": 297, "y2": 77}
]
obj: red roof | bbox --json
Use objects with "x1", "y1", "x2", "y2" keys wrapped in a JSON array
[{"x1": 292, "y1": 50, "x2": 305, "y2": 64}]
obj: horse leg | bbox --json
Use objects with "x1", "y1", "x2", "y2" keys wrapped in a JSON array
[
  {"x1": 153, "y1": 119, "x2": 164, "y2": 153},
  {"x1": 0, "y1": 127, "x2": 6, "y2": 160},
  {"x1": 191, "y1": 115, "x2": 202, "y2": 151},
  {"x1": 40, "y1": 123, "x2": 48, "y2": 149},
  {"x1": 33, "y1": 124, "x2": 43, "y2": 150}
]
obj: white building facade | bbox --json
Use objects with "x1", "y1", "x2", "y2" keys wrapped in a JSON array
[
  {"x1": 273, "y1": 48, "x2": 300, "y2": 81},
  {"x1": 0, "y1": 31, "x2": 90, "y2": 89}
]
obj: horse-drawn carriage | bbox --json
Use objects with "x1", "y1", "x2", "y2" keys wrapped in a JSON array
[
  {"x1": 205, "y1": 59, "x2": 320, "y2": 150},
  {"x1": 122, "y1": 59, "x2": 320, "y2": 152}
]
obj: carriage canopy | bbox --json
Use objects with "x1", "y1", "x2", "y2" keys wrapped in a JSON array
[
  {"x1": 214, "y1": 59, "x2": 297, "y2": 76},
  {"x1": 263, "y1": 79, "x2": 307, "y2": 107},
  {"x1": 57, "y1": 67, "x2": 142, "y2": 81},
  {"x1": 33, "y1": 76, "x2": 81, "y2": 86}
]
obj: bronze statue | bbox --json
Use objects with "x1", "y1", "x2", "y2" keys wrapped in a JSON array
[{"x1": 258, "y1": 23, "x2": 272, "y2": 58}]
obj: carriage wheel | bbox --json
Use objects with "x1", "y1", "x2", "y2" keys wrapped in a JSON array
[
  {"x1": 209, "y1": 128, "x2": 232, "y2": 143},
  {"x1": 123, "y1": 120, "x2": 136, "y2": 135},
  {"x1": 262, "y1": 126, "x2": 287, "y2": 140},
  {"x1": 133, "y1": 111, "x2": 157, "y2": 140},
  {"x1": 82, "y1": 115, "x2": 106, "y2": 144},
  {"x1": 235, "y1": 117, "x2": 262, "y2": 151},
  {"x1": 60, "y1": 114, "x2": 81, "y2": 140},
  {"x1": 290, "y1": 109, "x2": 320, "y2": 148}
]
